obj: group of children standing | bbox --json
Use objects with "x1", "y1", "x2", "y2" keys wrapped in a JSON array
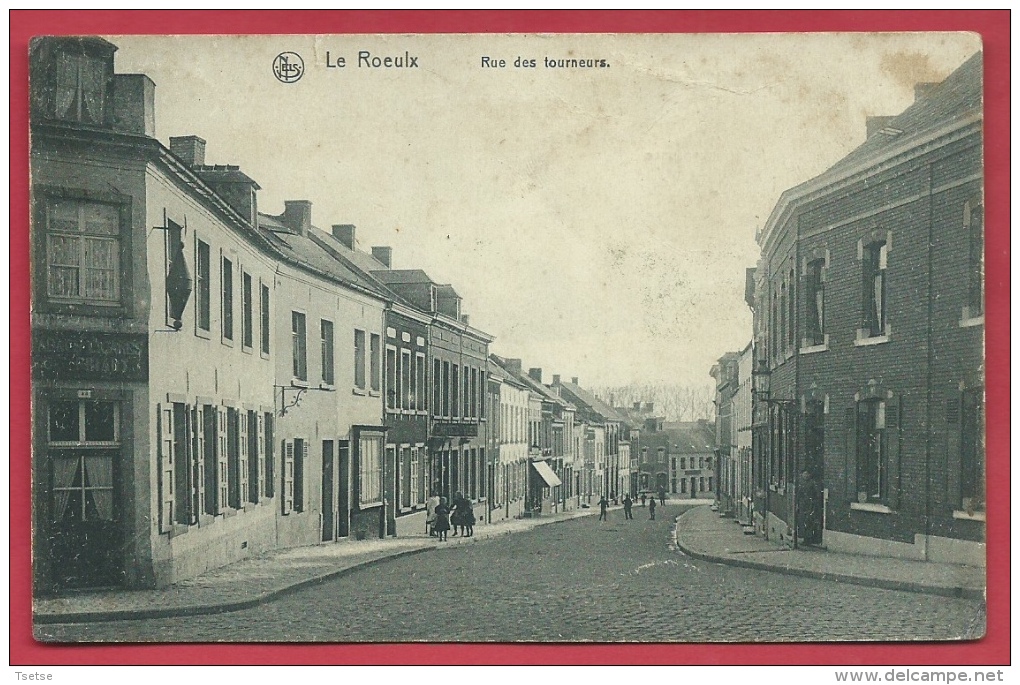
[{"x1": 428, "y1": 492, "x2": 475, "y2": 542}]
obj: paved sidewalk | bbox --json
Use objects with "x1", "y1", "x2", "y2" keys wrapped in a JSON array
[
  {"x1": 673, "y1": 504, "x2": 985, "y2": 600},
  {"x1": 34, "y1": 508, "x2": 596, "y2": 624}
]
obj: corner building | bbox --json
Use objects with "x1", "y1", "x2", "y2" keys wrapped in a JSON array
[{"x1": 753, "y1": 54, "x2": 984, "y2": 564}]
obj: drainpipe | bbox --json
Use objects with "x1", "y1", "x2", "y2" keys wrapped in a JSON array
[
  {"x1": 793, "y1": 213, "x2": 801, "y2": 550},
  {"x1": 923, "y1": 162, "x2": 935, "y2": 560}
]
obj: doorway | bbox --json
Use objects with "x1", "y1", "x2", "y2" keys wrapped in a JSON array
[{"x1": 321, "y1": 440, "x2": 336, "y2": 542}]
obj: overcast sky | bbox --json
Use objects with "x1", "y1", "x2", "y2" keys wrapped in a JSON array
[{"x1": 110, "y1": 32, "x2": 979, "y2": 388}]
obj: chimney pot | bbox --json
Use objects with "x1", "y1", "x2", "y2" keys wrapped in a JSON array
[
  {"x1": 371, "y1": 246, "x2": 392, "y2": 268},
  {"x1": 169, "y1": 135, "x2": 206, "y2": 167},
  {"x1": 333, "y1": 224, "x2": 356, "y2": 250}
]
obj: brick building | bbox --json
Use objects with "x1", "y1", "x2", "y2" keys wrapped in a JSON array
[{"x1": 753, "y1": 53, "x2": 984, "y2": 564}]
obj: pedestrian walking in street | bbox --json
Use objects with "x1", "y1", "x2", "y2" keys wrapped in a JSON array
[
  {"x1": 433, "y1": 497, "x2": 451, "y2": 542},
  {"x1": 648, "y1": 496, "x2": 657, "y2": 520},
  {"x1": 459, "y1": 497, "x2": 476, "y2": 537},
  {"x1": 659, "y1": 487, "x2": 666, "y2": 506},
  {"x1": 451, "y1": 491, "x2": 466, "y2": 537},
  {"x1": 622, "y1": 494, "x2": 633, "y2": 520},
  {"x1": 598, "y1": 495, "x2": 609, "y2": 521},
  {"x1": 426, "y1": 493, "x2": 440, "y2": 537},
  {"x1": 640, "y1": 492, "x2": 647, "y2": 507}
]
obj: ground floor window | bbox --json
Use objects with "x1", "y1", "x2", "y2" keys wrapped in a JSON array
[
  {"x1": 960, "y1": 387, "x2": 985, "y2": 512},
  {"x1": 359, "y1": 434, "x2": 383, "y2": 506},
  {"x1": 282, "y1": 437, "x2": 307, "y2": 514},
  {"x1": 856, "y1": 399, "x2": 886, "y2": 503}
]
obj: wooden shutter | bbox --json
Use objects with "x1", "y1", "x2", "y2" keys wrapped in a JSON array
[
  {"x1": 158, "y1": 403, "x2": 175, "y2": 532},
  {"x1": 296, "y1": 439, "x2": 308, "y2": 512},
  {"x1": 264, "y1": 413, "x2": 275, "y2": 498},
  {"x1": 193, "y1": 405, "x2": 206, "y2": 521},
  {"x1": 256, "y1": 412, "x2": 266, "y2": 503},
  {"x1": 945, "y1": 392, "x2": 962, "y2": 509},
  {"x1": 885, "y1": 397, "x2": 901, "y2": 510},
  {"x1": 282, "y1": 439, "x2": 294, "y2": 514},
  {"x1": 844, "y1": 407, "x2": 857, "y2": 502},
  {"x1": 217, "y1": 406, "x2": 229, "y2": 513}
]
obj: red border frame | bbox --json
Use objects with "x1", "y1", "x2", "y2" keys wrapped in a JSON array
[{"x1": 9, "y1": 10, "x2": 1009, "y2": 666}]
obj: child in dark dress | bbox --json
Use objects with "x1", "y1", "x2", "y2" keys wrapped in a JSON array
[{"x1": 434, "y1": 497, "x2": 451, "y2": 542}]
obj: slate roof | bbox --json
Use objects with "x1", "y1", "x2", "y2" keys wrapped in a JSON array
[
  {"x1": 558, "y1": 381, "x2": 626, "y2": 423},
  {"x1": 662, "y1": 421, "x2": 717, "y2": 454}
]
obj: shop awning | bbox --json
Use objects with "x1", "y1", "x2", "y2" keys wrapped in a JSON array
[{"x1": 531, "y1": 460, "x2": 562, "y2": 488}]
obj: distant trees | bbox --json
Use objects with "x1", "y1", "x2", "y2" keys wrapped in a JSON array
[{"x1": 593, "y1": 383, "x2": 715, "y2": 423}]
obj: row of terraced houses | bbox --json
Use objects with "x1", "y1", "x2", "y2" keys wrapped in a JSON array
[
  {"x1": 710, "y1": 53, "x2": 985, "y2": 567},
  {"x1": 30, "y1": 37, "x2": 638, "y2": 593}
]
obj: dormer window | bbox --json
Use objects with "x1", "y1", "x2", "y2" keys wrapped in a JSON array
[{"x1": 56, "y1": 50, "x2": 107, "y2": 124}]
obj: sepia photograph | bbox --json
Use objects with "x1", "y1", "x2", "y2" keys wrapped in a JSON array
[{"x1": 13, "y1": 11, "x2": 1006, "y2": 665}]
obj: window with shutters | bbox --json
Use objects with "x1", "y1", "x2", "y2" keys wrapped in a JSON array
[
  {"x1": 959, "y1": 387, "x2": 985, "y2": 513},
  {"x1": 45, "y1": 198, "x2": 121, "y2": 304},
  {"x1": 282, "y1": 437, "x2": 306, "y2": 514},
  {"x1": 171, "y1": 403, "x2": 191, "y2": 525},
  {"x1": 442, "y1": 361, "x2": 451, "y2": 417},
  {"x1": 228, "y1": 408, "x2": 245, "y2": 509},
  {"x1": 282, "y1": 439, "x2": 295, "y2": 514}
]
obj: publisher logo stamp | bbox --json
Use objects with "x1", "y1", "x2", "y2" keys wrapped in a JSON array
[{"x1": 273, "y1": 52, "x2": 304, "y2": 83}]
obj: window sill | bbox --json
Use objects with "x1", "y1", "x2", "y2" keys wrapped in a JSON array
[
  {"x1": 241, "y1": 345, "x2": 253, "y2": 355},
  {"x1": 799, "y1": 342, "x2": 829, "y2": 355},
  {"x1": 850, "y1": 502, "x2": 894, "y2": 514},
  {"x1": 359, "y1": 501, "x2": 383, "y2": 510},
  {"x1": 352, "y1": 388, "x2": 367, "y2": 396},
  {"x1": 195, "y1": 328, "x2": 212, "y2": 340},
  {"x1": 854, "y1": 334, "x2": 890, "y2": 347},
  {"x1": 291, "y1": 379, "x2": 309, "y2": 389},
  {"x1": 369, "y1": 390, "x2": 381, "y2": 397},
  {"x1": 260, "y1": 351, "x2": 270, "y2": 360},
  {"x1": 319, "y1": 382, "x2": 335, "y2": 391},
  {"x1": 959, "y1": 315, "x2": 984, "y2": 328},
  {"x1": 952, "y1": 510, "x2": 985, "y2": 522}
]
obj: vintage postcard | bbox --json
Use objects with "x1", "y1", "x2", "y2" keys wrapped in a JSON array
[{"x1": 25, "y1": 29, "x2": 992, "y2": 650}]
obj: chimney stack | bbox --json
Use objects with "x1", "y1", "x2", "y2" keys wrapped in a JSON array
[
  {"x1": 552, "y1": 374, "x2": 561, "y2": 385},
  {"x1": 460, "y1": 314, "x2": 470, "y2": 325},
  {"x1": 866, "y1": 115, "x2": 897, "y2": 138},
  {"x1": 633, "y1": 401, "x2": 641, "y2": 410},
  {"x1": 528, "y1": 368, "x2": 543, "y2": 383},
  {"x1": 281, "y1": 200, "x2": 312, "y2": 236},
  {"x1": 371, "y1": 246, "x2": 392, "y2": 268},
  {"x1": 914, "y1": 82, "x2": 939, "y2": 102},
  {"x1": 505, "y1": 358, "x2": 523, "y2": 375},
  {"x1": 571, "y1": 377, "x2": 578, "y2": 385},
  {"x1": 644, "y1": 402, "x2": 654, "y2": 413},
  {"x1": 333, "y1": 224, "x2": 356, "y2": 250},
  {"x1": 169, "y1": 135, "x2": 206, "y2": 167},
  {"x1": 113, "y1": 74, "x2": 156, "y2": 137}
]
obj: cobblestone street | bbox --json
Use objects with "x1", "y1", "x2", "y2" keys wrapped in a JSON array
[{"x1": 38, "y1": 506, "x2": 986, "y2": 643}]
